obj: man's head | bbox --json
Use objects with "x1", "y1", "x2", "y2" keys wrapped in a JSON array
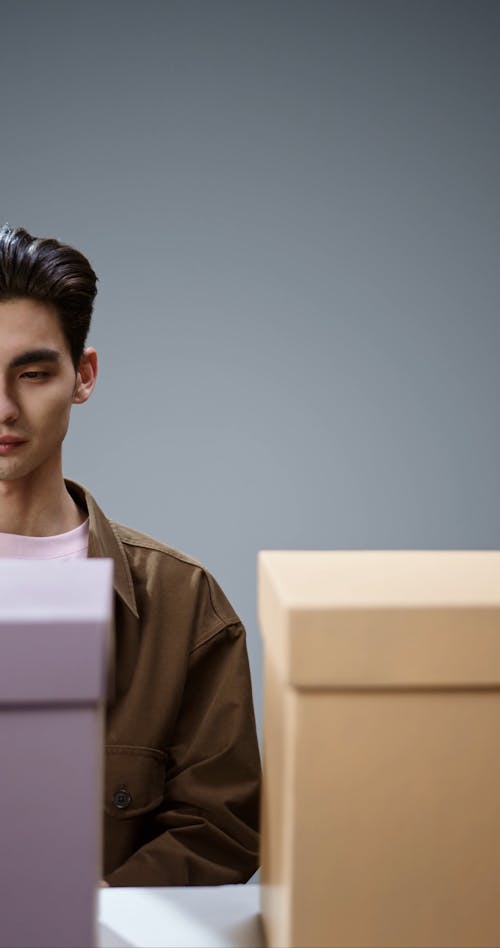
[
  {"x1": 0, "y1": 227, "x2": 98, "y2": 488},
  {"x1": 0, "y1": 225, "x2": 97, "y2": 369}
]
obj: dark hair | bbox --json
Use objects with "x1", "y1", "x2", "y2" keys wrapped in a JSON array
[{"x1": 0, "y1": 225, "x2": 98, "y2": 367}]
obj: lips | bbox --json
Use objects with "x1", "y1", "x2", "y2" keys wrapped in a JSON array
[{"x1": 0, "y1": 437, "x2": 27, "y2": 454}]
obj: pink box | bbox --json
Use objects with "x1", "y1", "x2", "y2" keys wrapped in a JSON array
[{"x1": 0, "y1": 559, "x2": 113, "y2": 948}]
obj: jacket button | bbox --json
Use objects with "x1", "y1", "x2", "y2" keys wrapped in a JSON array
[{"x1": 112, "y1": 788, "x2": 132, "y2": 810}]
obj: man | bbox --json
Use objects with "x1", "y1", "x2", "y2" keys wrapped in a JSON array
[{"x1": 0, "y1": 225, "x2": 260, "y2": 886}]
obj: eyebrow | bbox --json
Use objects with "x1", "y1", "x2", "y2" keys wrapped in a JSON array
[{"x1": 10, "y1": 349, "x2": 61, "y2": 368}]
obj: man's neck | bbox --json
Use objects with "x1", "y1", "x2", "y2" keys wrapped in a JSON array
[{"x1": 0, "y1": 475, "x2": 86, "y2": 537}]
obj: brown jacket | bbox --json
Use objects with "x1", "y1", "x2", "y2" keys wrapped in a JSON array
[{"x1": 67, "y1": 481, "x2": 260, "y2": 887}]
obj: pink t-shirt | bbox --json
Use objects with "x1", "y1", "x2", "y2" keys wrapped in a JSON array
[{"x1": 0, "y1": 519, "x2": 89, "y2": 560}]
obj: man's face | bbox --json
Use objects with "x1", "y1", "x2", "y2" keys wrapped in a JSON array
[{"x1": 0, "y1": 298, "x2": 93, "y2": 485}]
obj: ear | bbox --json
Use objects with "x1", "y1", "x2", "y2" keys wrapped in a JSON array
[{"x1": 73, "y1": 347, "x2": 98, "y2": 404}]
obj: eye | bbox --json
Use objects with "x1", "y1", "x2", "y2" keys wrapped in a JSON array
[{"x1": 20, "y1": 370, "x2": 50, "y2": 380}]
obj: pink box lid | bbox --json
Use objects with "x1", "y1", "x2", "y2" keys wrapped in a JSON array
[{"x1": 0, "y1": 559, "x2": 113, "y2": 705}]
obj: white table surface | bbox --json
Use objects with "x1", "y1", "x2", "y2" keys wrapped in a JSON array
[{"x1": 98, "y1": 884, "x2": 264, "y2": 948}]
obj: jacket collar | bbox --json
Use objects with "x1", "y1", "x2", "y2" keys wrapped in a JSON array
[{"x1": 65, "y1": 479, "x2": 139, "y2": 619}]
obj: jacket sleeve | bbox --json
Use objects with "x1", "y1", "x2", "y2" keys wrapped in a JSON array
[{"x1": 104, "y1": 621, "x2": 261, "y2": 886}]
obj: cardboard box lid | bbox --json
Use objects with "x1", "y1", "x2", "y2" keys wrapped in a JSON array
[
  {"x1": 258, "y1": 551, "x2": 500, "y2": 688},
  {"x1": 0, "y1": 559, "x2": 113, "y2": 705}
]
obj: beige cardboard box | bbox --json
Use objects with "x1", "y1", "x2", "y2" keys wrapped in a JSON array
[{"x1": 258, "y1": 551, "x2": 500, "y2": 948}]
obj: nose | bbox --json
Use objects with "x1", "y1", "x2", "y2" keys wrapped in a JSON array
[{"x1": 0, "y1": 385, "x2": 20, "y2": 425}]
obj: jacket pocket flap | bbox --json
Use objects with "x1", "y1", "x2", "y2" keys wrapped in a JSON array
[{"x1": 105, "y1": 745, "x2": 167, "y2": 819}]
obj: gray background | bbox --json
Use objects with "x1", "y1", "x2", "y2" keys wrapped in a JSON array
[{"x1": 2, "y1": 0, "x2": 499, "y2": 735}]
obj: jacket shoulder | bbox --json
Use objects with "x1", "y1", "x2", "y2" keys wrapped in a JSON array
[
  {"x1": 109, "y1": 520, "x2": 241, "y2": 640},
  {"x1": 110, "y1": 520, "x2": 205, "y2": 568}
]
